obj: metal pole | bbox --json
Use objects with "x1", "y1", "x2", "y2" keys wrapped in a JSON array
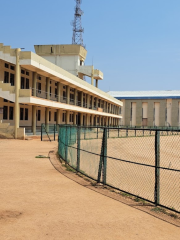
[
  {"x1": 41, "y1": 124, "x2": 43, "y2": 141},
  {"x1": 155, "y1": 131, "x2": 160, "y2": 206},
  {"x1": 77, "y1": 127, "x2": 80, "y2": 171},
  {"x1": 103, "y1": 128, "x2": 107, "y2": 185},
  {"x1": 54, "y1": 124, "x2": 56, "y2": 141}
]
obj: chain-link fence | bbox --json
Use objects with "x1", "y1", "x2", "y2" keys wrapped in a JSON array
[
  {"x1": 58, "y1": 125, "x2": 180, "y2": 213},
  {"x1": 41, "y1": 124, "x2": 59, "y2": 141}
]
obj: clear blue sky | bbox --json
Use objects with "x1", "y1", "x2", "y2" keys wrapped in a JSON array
[{"x1": 1, "y1": 0, "x2": 180, "y2": 92}]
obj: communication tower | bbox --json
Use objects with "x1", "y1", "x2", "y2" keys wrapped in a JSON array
[{"x1": 72, "y1": 0, "x2": 84, "y2": 47}]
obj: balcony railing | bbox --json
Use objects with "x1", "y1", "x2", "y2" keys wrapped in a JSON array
[{"x1": 31, "y1": 88, "x2": 120, "y2": 116}]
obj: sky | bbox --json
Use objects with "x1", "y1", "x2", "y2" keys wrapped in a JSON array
[{"x1": 1, "y1": 0, "x2": 180, "y2": 92}]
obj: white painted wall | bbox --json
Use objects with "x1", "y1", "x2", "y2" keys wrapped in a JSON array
[
  {"x1": 42, "y1": 55, "x2": 80, "y2": 76},
  {"x1": 166, "y1": 99, "x2": 172, "y2": 126},
  {"x1": 154, "y1": 102, "x2": 160, "y2": 126},
  {"x1": 142, "y1": 102, "x2": 148, "y2": 118}
]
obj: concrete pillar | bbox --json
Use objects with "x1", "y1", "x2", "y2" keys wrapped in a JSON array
[
  {"x1": 73, "y1": 112, "x2": 76, "y2": 125},
  {"x1": 57, "y1": 82, "x2": 61, "y2": 102},
  {"x1": 45, "y1": 108, "x2": 49, "y2": 125},
  {"x1": 91, "y1": 66, "x2": 94, "y2": 86},
  {"x1": 95, "y1": 115, "x2": 98, "y2": 126},
  {"x1": 96, "y1": 98, "x2": 98, "y2": 109},
  {"x1": 87, "y1": 94, "x2": 90, "y2": 109},
  {"x1": 80, "y1": 113, "x2": 83, "y2": 126},
  {"x1": 66, "y1": 86, "x2": 70, "y2": 104},
  {"x1": 86, "y1": 114, "x2": 89, "y2": 126},
  {"x1": 102, "y1": 117, "x2": 105, "y2": 126},
  {"x1": 106, "y1": 117, "x2": 108, "y2": 126},
  {"x1": 57, "y1": 109, "x2": 61, "y2": 124},
  {"x1": 46, "y1": 77, "x2": 50, "y2": 100},
  {"x1": 32, "y1": 105, "x2": 36, "y2": 135},
  {"x1": 74, "y1": 89, "x2": 77, "y2": 106},
  {"x1": 33, "y1": 72, "x2": 37, "y2": 96},
  {"x1": 66, "y1": 111, "x2": 70, "y2": 124},
  {"x1": 14, "y1": 48, "x2": 21, "y2": 139},
  {"x1": 96, "y1": 79, "x2": 98, "y2": 88},
  {"x1": 81, "y1": 92, "x2": 83, "y2": 107},
  {"x1": 92, "y1": 96, "x2": 94, "y2": 109},
  {"x1": 109, "y1": 104, "x2": 112, "y2": 113}
]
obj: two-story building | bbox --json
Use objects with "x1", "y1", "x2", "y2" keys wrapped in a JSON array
[{"x1": 0, "y1": 43, "x2": 122, "y2": 138}]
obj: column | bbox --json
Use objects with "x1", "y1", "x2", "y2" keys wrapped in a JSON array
[
  {"x1": 14, "y1": 48, "x2": 21, "y2": 139},
  {"x1": 96, "y1": 98, "x2": 98, "y2": 109},
  {"x1": 46, "y1": 77, "x2": 50, "y2": 100},
  {"x1": 45, "y1": 108, "x2": 49, "y2": 132},
  {"x1": 32, "y1": 72, "x2": 37, "y2": 97},
  {"x1": 32, "y1": 105, "x2": 36, "y2": 135},
  {"x1": 80, "y1": 113, "x2": 83, "y2": 126},
  {"x1": 86, "y1": 114, "x2": 89, "y2": 126},
  {"x1": 57, "y1": 109, "x2": 61, "y2": 124},
  {"x1": 74, "y1": 89, "x2": 77, "y2": 106},
  {"x1": 106, "y1": 117, "x2": 108, "y2": 126},
  {"x1": 87, "y1": 94, "x2": 90, "y2": 109},
  {"x1": 102, "y1": 117, "x2": 105, "y2": 126},
  {"x1": 96, "y1": 79, "x2": 98, "y2": 88},
  {"x1": 66, "y1": 111, "x2": 70, "y2": 124},
  {"x1": 57, "y1": 82, "x2": 61, "y2": 102},
  {"x1": 92, "y1": 96, "x2": 94, "y2": 109},
  {"x1": 81, "y1": 92, "x2": 83, "y2": 107},
  {"x1": 66, "y1": 86, "x2": 70, "y2": 104},
  {"x1": 73, "y1": 112, "x2": 76, "y2": 125}
]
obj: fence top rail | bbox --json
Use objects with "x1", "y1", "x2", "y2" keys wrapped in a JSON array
[{"x1": 57, "y1": 124, "x2": 180, "y2": 132}]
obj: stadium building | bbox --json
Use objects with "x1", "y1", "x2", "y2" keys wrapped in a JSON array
[
  {"x1": 108, "y1": 91, "x2": 180, "y2": 127},
  {"x1": 0, "y1": 43, "x2": 122, "y2": 139}
]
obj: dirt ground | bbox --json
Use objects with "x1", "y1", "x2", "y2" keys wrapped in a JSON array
[{"x1": 0, "y1": 139, "x2": 179, "y2": 240}]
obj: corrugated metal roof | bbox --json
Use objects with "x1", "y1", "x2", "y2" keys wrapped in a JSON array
[{"x1": 107, "y1": 90, "x2": 180, "y2": 100}]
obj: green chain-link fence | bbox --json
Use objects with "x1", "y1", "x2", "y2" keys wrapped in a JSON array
[
  {"x1": 41, "y1": 124, "x2": 59, "y2": 141},
  {"x1": 58, "y1": 125, "x2": 180, "y2": 213}
]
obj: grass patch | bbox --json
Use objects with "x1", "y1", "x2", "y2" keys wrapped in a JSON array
[
  {"x1": 151, "y1": 207, "x2": 167, "y2": 214},
  {"x1": 35, "y1": 155, "x2": 49, "y2": 158}
]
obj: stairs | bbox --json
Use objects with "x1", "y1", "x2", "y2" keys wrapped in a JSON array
[{"x1": 0, "y1": 82, "x2": 15, "y2": 102}]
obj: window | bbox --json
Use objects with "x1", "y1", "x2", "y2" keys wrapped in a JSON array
[
  {"x1": 70, "y1": 93, "x2": 74, "y2": 101},
  {"x1": 10, "y1": 65, "x2": 14, "y2": 70},
  {"x1": 63, "y1": 91, "x2": 66, "y2": 100},
  {"x1": 38, "y1": 82, "x2": 41, "y2": 93},
  {"x1": 55, "y1": 82, "x2": 57, "y2": 86},
  {"x1": 54, "y1": 112, "x2": 57, "y2": 122},
  {"x1": 38, "y1": 76, "x2": 41, "y2": 80},
  {"x1": 4, "y1": 71, "x2": 9, "y2": 83},
  {"x1": 50, "y1": 86, "x2": 52, "y2": 96},
  {"x1": 63, "y1": 86, "x2": 66, "y2": 89},
  {"x1": 21, "y1": 77, "x2": 25, "y2": 89},
  {"x1": 5, "y1": 63, "x2": 9, "y2": 68},
  {"x1": 26, "y1": 71, "x2": 29, "y2": 76},
  {"x1": 3, "y1": 106, "x2": 8, "y2": 120},
  {"x1": 25, "y1": 108, "x2": 28, "y2": 120},
  {"x1": 20, "y1": 108, "x2": 24, "y2": 120},
  {"x1": 26, "y1": 78, "x2": 29, "y2": 89},
  {"x1": 9, "y1": 107, "x2": 13, "y2": 120},
  {"x1": 21, "y1": 69, "x2": 25, "y2": 74},
  {"x1": 38, "y1": 110, "x2": 41, "y2": 121},
  {"x1": 10, "y1": 73, "x2": 14, "y2": 86},
  {"x1": 49, "y1": 111, "x2": 51, "y2": 121},
  {"x1": 4, "y1": 99, "x2": 8, "y2": 102}
]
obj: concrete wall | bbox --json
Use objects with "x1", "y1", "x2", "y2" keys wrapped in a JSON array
[{"x1": 121, "y1": 98, "x2": 180, "y2": 127}]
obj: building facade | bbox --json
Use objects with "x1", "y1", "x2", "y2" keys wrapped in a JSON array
[
  {"x1": 0, "y1": 43, "x2": 122, "y2": 138},
  {"x1": 108, "y1": 91, "x2": 180, "y2": 127}
]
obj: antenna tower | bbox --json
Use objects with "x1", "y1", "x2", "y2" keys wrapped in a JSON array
[{"x1": 72, "y1": 0, "x2": 84, "y2": 47}]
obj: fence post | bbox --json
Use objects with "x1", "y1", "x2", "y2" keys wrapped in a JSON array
[
  {"x1": 118, "y1": 128, "x2": 120, "y2": 138},
  {"x1": 77, "y1": 127, "x2": 80, "y2": 172},
  {"x1": 97, "y1": 127, "x2": 98, "y2": 139},
  {"x1": 155, "y1": 130, "x2": 160, "y2": 206},
  {"x1": 103, "y1": 128, "x2": 107, "y2": 185},
  {"x1": 41, "y1": 124, "x2": 43, "y2": 141},
  {"x1": 65, "y1": 126, "x2": 68, "y2": 163}
]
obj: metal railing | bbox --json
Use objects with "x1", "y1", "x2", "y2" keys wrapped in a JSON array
[
  {"x1": 58, "y1": 125, "x2": 180, "y2": 213},
  {"x1": 31, "y1": 88, "x2": 120, "y2": 116}
]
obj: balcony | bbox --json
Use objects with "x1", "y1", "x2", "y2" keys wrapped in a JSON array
[{"x1": 19, "y1": 88, "x2": 121, "y2": 117}]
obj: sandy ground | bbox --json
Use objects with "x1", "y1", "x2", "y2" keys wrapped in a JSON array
[{"x1": 0, "y1": 139, "x2": 179, "y2": 240}]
